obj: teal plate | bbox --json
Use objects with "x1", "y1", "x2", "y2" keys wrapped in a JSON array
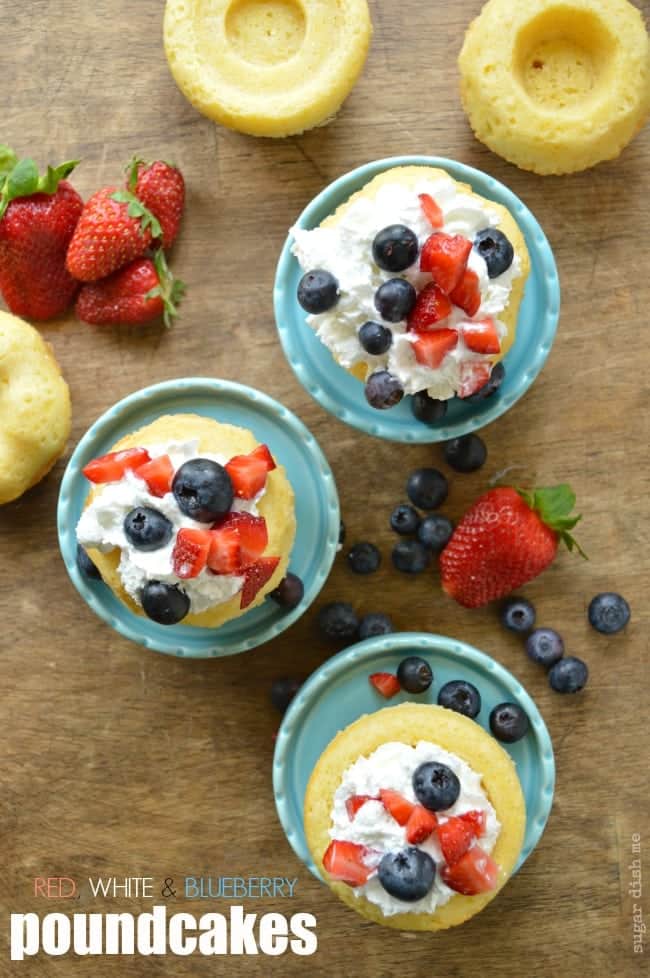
[
  {"x1": 274, "y1": 155, "x2": 560, "y2": 443},
  {"x1": 57, "y1": 378, "x2": 340, "y2": 658},
  {"x1": 273, "y1": 632, "x2": 554, "y2": 877}
]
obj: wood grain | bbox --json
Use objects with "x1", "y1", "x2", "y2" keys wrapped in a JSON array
[{"x1": 1, "y1": 0, "x2": 649, "y2": 975}]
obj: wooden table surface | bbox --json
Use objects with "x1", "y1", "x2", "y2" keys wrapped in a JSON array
[{"x1": 2, "y1": 1, "x2": 649, "y2": 975}]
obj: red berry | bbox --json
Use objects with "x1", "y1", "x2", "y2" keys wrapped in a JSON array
[
  {"x1": 436, "y1": 816, "x2": 477, "y2": 866},
  {"x1": 345, "y1": 795, "x2": 377, "y2": 820},
  {"x1": 411, "y1": 328, "x2": 458, "y2": 368},
  {"x1": 420, "y1": 232, "x2": 472, "y2": 293},
  {"x1": 457, "y1": 362, "x2": 492, "y2": 399},
  {"x1": 379, "y1": 789, "x2": 415, "y2": 826},
  {"x1": 450, "y1": 267, "x2": 481, "y2": 316},
  {"x1": 215, "y1": 511, "x2": 268, "y2": 566},
  {"x1": 418, "y1": 193, "x2": 444, "y2": 229},
  {"x1": 463, "y1": 317, "x2": 501, "y2": 354},
  {"x1": 322, "y1": 840, "x2": 376, "y2": 887},
  {"x1": 369, "y1": 672, "x2": 401, "y2": 699},
  {"x1": 440, "y1": 846, "x2": 499, "y2": 895},
  {"x1": 240, "y1": 556, "x2": 280, "y2": 609},
  {"x1": 172, "y1": 528, "x2": 212, "y2": 579},
  {"x1": 249, "y1": 443, "x2": 277, "y2": 470},
  {"x1": 405, "y1": 805, "x2": 438, "y2": 844},
  {"x1": 407, "y1": 283, "x2": 452, "y2": 331},
  {"x1": 458, "y1": 809, "x2": 487, "y2": 837},
  {"x1": 207, "y1": 526, "x2": 242, "y2": 575},
  {"x1": 75, "y1": 253, "x2": 184, "y2": 327},
  {"x1": 82, "y1": 447, "x2": 151, "y2": 483},
  {"x1": 225, "y1": 446, "x2": 274, "y2": 499},
  {"x1": 128, "y1": 159, "x2": 185, "y2": 250},
  {"x1": 134, "y1": 454, "x2": 174, "y2": 497}
]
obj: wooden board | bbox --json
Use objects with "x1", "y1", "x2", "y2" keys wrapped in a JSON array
[{"x1": 1, "y1": 0, "x2": 649, "y2": 974}]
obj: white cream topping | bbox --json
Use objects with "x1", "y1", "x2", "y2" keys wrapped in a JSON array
[
  {"x1": 329, "y1": 740, "x2": 500, "y2": 917},
  {"x1": 76, "y1": 439, "x2": 263, "y2": 614},
  {"x1": 292, "y1": 175, "x2": 521, "y2": 400}
]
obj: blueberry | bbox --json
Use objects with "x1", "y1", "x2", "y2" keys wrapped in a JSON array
[
  {"x1": 172, "y1": 458, "x2": 234, "y2": 523},
  {"x1": 406, "y1": 468, "x2": 448, "y2": 510},
  {"x1": 339, "y1": 520, "x2": 346, "y2": 545},
  {"x1": 374, "y1": 278, "x2": 417, "y2": 322},
  {"x1": 392, "y1": 539, "x2": 431, "y2": 574},
  {"x1": 489, "y1": 702, "x2": 530, "y2": 742},
  {"x1": 123, "y1": 507, "x2": 174, "y2": 552},
  {"x1": 372, "y1": 225, "x2": 419, "y2": 273},
  {"x1": 269, "y1": 573, "x2": 304, "y2": 610},
  {"x1": 413, "y1": 761, "x2": 460, "y2": 811},
  {"x1": 588, "y1": 592, "x2": 630, "y2": 634},
  {"x1": 141, "y1": 580, "x2": 190, "y2": 625},
  {"x1": 474, "y1": 228, "x2": 514, "y2": 278},
  {"x1": 317, "y1": 602, "x2": 359, "y2": 641},
  {"x1": 412, "y1": 391, "x2": 448, "y2": 424},
  {"x1": 358, "y1": 320, "x2": 393, "y2": 356},
  {"x1": 464, "y1": 362, "x2": 505, "y2": 403},
  {"x1": 549, "y1": 656, "x2": 589, "y2": 693},
  {"x1": 377, "y1": 848, "x2": 436, "y2": 902},
  {"x1": 526, "y1": 628, "x2": 564, "y2": 668},
  {"x1": 347, "y1": 542, "x2": 381, "y2": 574},
  {"x1": 271, "y1": 677, "x2": 302, "y2": 713},
  {"x1": 297, "y1": 269, "x2": 339, "y2": 313},
  {"x1": 397, "y1": 656, "x2": 433, "y2": 693},
  {"x1": 417, "y1": 514, "x2": 454, "y2": 553},
  {"x1": 443, "y1": 434, "x2": 487, "y2": 473},
  {"x1": 365, "y1": 371, "x2": 404, "y2": 410},
  {"x1": 359, "y1": 612, "x2": 394, "y2": 639},
  {"x1": 390, "y1": 503, "x2": 420, "y2": 536},
  {"x1": 76, "y1": 543, "x2": 102, "y2": 581},
  {"x1": 437, "y1": 679, "x2": 481, "y2": 719},
  {"x1": 501, "y1": 597, "x2": 536, "y2": 634}
]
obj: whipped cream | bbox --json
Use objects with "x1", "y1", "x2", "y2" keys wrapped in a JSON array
[
  {"x1": 291, "y1": 174, "x2": 521, "y2": 400},
  {"x1": 329, "y1": 740, "x2": 500, "y2": 917},
  {"x1": 76, "y1": 439, "x2": 263, "y2": 615}
]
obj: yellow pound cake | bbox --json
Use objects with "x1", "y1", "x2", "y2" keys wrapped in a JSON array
[
  {"x1": 305, "y1": 704, "x2": 526, "y2": 930},
  {"x1": 77, "y1": 413, "x2": 296, "y2": 628},
  {"x1": 164, "y1": 0, "x2": 372, "y2": 137},
  {"x1": 0, "y1": 310, "x2": 71, "y2": 505},
  {"x1": 459, "y1": 0, "x2": 650, "y2": 174}
]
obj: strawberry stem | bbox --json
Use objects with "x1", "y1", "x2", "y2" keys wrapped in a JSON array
[
  {"x1": 516, "y1": 484, "x2": 587, "y2": 559},
  {"x1": 146, "y1": 249, "x2": 186, "y2": 328},
  {"x1": 110, "y1": 189, "x2": 162, "y2": 241},
  {"x1": 0, "y1": 152, "x2": 79, "y2": 220}
]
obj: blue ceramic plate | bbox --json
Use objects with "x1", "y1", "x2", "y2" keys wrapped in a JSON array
[
  {"x1": 274, "y1": 156, "x2": 560, "y2": 443},
  {"x1": 273, "y1": 632, "x2": 554, "y2": 878},
  {"x1": 57, "y1": 378, "x2": 339, "y2": 658}
]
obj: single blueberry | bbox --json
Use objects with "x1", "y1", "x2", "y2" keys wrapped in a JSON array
[
  {"x1": 526, "y1": 628, "x2": 564, "y2": 668},
  {"x1": 374, "y1": 278, "x2": 417, "y2": 322},
  {"x1": 397, "y1": 656, "x2": 433, "y2": 693},
  {"x1": 141, "y1": 581, "x2": 190, "y2": 625},
  {"x1": 365, "y1": 371, "x2": 404, "y2": 410},
  {"x1": 358, "y1": 320, "x2": 393, "y2": 356},
  {"x1": 417, "y1": 514, "x2": 454, "y2": 553},
  {"x1": 413, "y1": 761, "x2": 461, "y2": 811},
  {"x1": 359, "y1": 613, "x2": 394, "y2": 639},
  {"x1": 489, "y1": 702, "x2": 530, "y2": 742},
  {"x1": 392, "y1": 539, "x2": 431, "y2": 574},
  {"x1": 269, "y1": 573, "x2": 304, "y2": 610},
  {"x1": 390, "y1": 503, "x2": 421, "y2": 536},
  {"x1": 443, "y1": 434, "x2": 487, "y2": 473},
  {"x1": 438, "y1": 680, "x2": 481, "y2": 719},
  {"x1": 378, "y1": 848, "x2": 436, "y2": 902},
  {"x1": 549, "y1": 656, "x2": 589, "y2": 693},
  {"x1": 588, "y1": 593, "x2": 630, "y2": 634},
  {"x1": 172, "y1": 458, "x2": 234, "y2": 523},
  {"x1": 411, "y1": 391, "x2": 448, "y2": 424},
  {"x1": 372, "y1": 225, "x2": 419, "y2": 273},
  {"x1": 76, "y1": 543, "x2": 102, "y2": 581},
  {"x1": 501, "y1": 597, "x2": 536, "y2": 634},
  {"x1": 317, "y1": 602, "x2": 359, "y2": 641},
  {"x1": 474, "y1": 228, "x2": 514, "y2": 278},
  {"x1": 347, "y1": 542, "x2": 381, "y2": 575},
  {"x1": 406, "y1": 468, "x2": 448, "y2": 510},
  {"x1": 271, "y1": 677, "x2": 302, "y2": 713},
  {"x1": 297, "y1": 269, "x2": 339, "y2": 313},
  {"x1": 123, "y1": 507, "x2": 174, "y2": 552}
]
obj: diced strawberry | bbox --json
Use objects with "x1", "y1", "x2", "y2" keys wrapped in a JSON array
[
  {"x1": 463, "y1": 317, "x2": 501, "y2": 354},
  {"x1": 172, "y1": 528, "x2": 212, "y2": 579},
  {"x1": 450, "y1": 267, "x2": 481, "y2": 316},
  {"x1": 226, "y1": 452, "x2": 269, "y2": 499},
  {"x1": 134, "y1": 454, "x2": 174, "y2": 497},
  {"x1": 419, "y1": 192, "x2": 444, "y2": 229},
  {"x1": 437, "y1": 816, "x2": 477, "y2": 866},
  {"x1": 420, "y1": 232, "x2": 472, "y2": 293},
  {"x1": 207, "y1": 526, "x2": 242, "y2": 575},
  {"x1": 412, "y1": 328, "x2": 458, "y2": 369},
  {"x1": 322, "y1": 840, "x2": 376, "y2": 887},
  {"x1": 459, "y1": 809, "x2": 487, "y2": 837},
  {"x1": 82, "y1": 447, "x2": 151, "y2": 483},
  {"x1": 240, "y1": 555, "x2": 280, "y2": 609},
  {"x1": 345, "y1": 795, "x2": 377, "y2": 820},
  {"x1": 214, "y1": 511, "x2": 268, "y2": 565},
  {"x1": 406, "y1": 805, "x2": 438, "y2": 844},
  {"x1": 379, "y1": 789, "x2": 415, "y2": 826},
  {"x1": 369, "y1": 672, "x2": 401, "y2": 699},
  {"x1": 407, "y1": 283, "x2": 452, "y2": 331},
  {"x1": 440, "y1": 846, "x2": 499, "y2": 894},
  {"x1": 457, "y1": 361, "x2": 492, "y2": 399},
  {"x1": 249, "y1": 443, "x2": 277, "y2": 471}
]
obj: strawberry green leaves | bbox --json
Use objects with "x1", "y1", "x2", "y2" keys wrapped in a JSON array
[
  {"x1": 0, "y1": 152, "x2": 79, "y2": 220},
  {"x1": 146, "y1": 249, "x2": 186, "y2": 328},
  {"x1": 110, "y1": 190, "x2": 163, "y2": 240},
  {"x1": 517, "y1": 484, "x2": 587, "y2": 558}
]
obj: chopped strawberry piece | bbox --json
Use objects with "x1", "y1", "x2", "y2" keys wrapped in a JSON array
[
  {"x1": 407, "y1": 283, "x2": 452, "y2": 331},
  {"x1": 457, "y1": 362, "x2": 492, "y2": 399},
  {"x1": 463, "y1": 317, "x2": 501, "y2": 354},
  {"x1": 226, "y1": 452, "x2": 269, "y2": 499},
  {"x1": 322, "y1": 840, "x2": 376, "y2": 887},
  {"x1": 419, "y1": 192, "x2": 444, "y2": 229},
  {"x1": 214, "y1": 511, "x2": 268, "y2": 566},
  {"x1": 172, "y1": 528, "x2": 212, "y2": 579},
  {"x1": 459, "y1": 810, "x2": 487, "y2": 837},
  {"x1": 437, "y1": 816, "x2": 477, "y2": 866},
  {"x1": 134, "y1": 454, "x2": 174, "y2": 497},
  {"x1": 420, "y1": 232, "x2": 472, "y2": 293},
  {"x1": 379, "y1": 789, "x2": 415, "y2": 826},
  {"x1": 345, "y1": 795, "x2": 377, "y2": 820},
  {"x1": 406, "y1": 805, "x2": 438, "y2": 844},
  {"x1": 412, "y1": 328, "x2": 458, "y2": 369},
  {"x1": 240, "y1": 555, "x2": 280, "y2": 609},
  {"x1": 450, "y1": 267, "x2": 481, "y2": 316},
  {"x1": 83, "y1": 447, "x2": 151, "y2": 483},
  {"x1": 369, "y1": 672, "x2": 401, "y2": 699},
  {"x1": 440, "y1": 846, "x2": 499, "y2": 894},
  {"x1": 207, "y1": 526, "x2": 242, "y2": 575},
  {"x1": 249, "y1": 443, "x2": 277, "y2": 471}
]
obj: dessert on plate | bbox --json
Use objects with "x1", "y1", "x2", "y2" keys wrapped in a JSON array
[
  {"x1": 304, "y1": 703, "x2": 526, "y2": 930},
  {"x1": 76, "y1": 413, "x2": 295, "y2": 627},
  {"x1": 291, "y1": 165, "x2": 530, "y2": 409}
]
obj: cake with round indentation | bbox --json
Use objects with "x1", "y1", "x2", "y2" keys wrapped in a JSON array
[
  {"x1": 76, "y1": 413, "x2": 295, "y2": 627},
  {"x1": 304, "y1": 703, "x2": 526, "y2": 930},
  {"x1": 459, "y1": 0, "x2": 650, "y2": 174}
]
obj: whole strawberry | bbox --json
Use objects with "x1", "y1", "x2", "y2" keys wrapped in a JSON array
[
  {"x1": 75, "y1": 250, "x2": 185, "y2": 327},
  {"x1": 66, "y1": 185, "x2": 162, "y2": 282},
  {"x1": 127, "y1": 157, "x2": 185, "y2": 249},
  {"x1": 440, "y1": 484, "x2": 585, "y2": 608},
  {"x1": 0, "y1": 147, "x2": 82, "y2": 320}
]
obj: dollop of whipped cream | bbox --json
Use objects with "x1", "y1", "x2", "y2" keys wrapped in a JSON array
[
  {"x1": 76, "y1": 439, "x2": 263, "y2": 615},
  {"x1": 329, "y1": 740, "x2": 500, "y2": 917},
  {"x1": 291, "y1": 174, "x2": 521, "y2": 400}
]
